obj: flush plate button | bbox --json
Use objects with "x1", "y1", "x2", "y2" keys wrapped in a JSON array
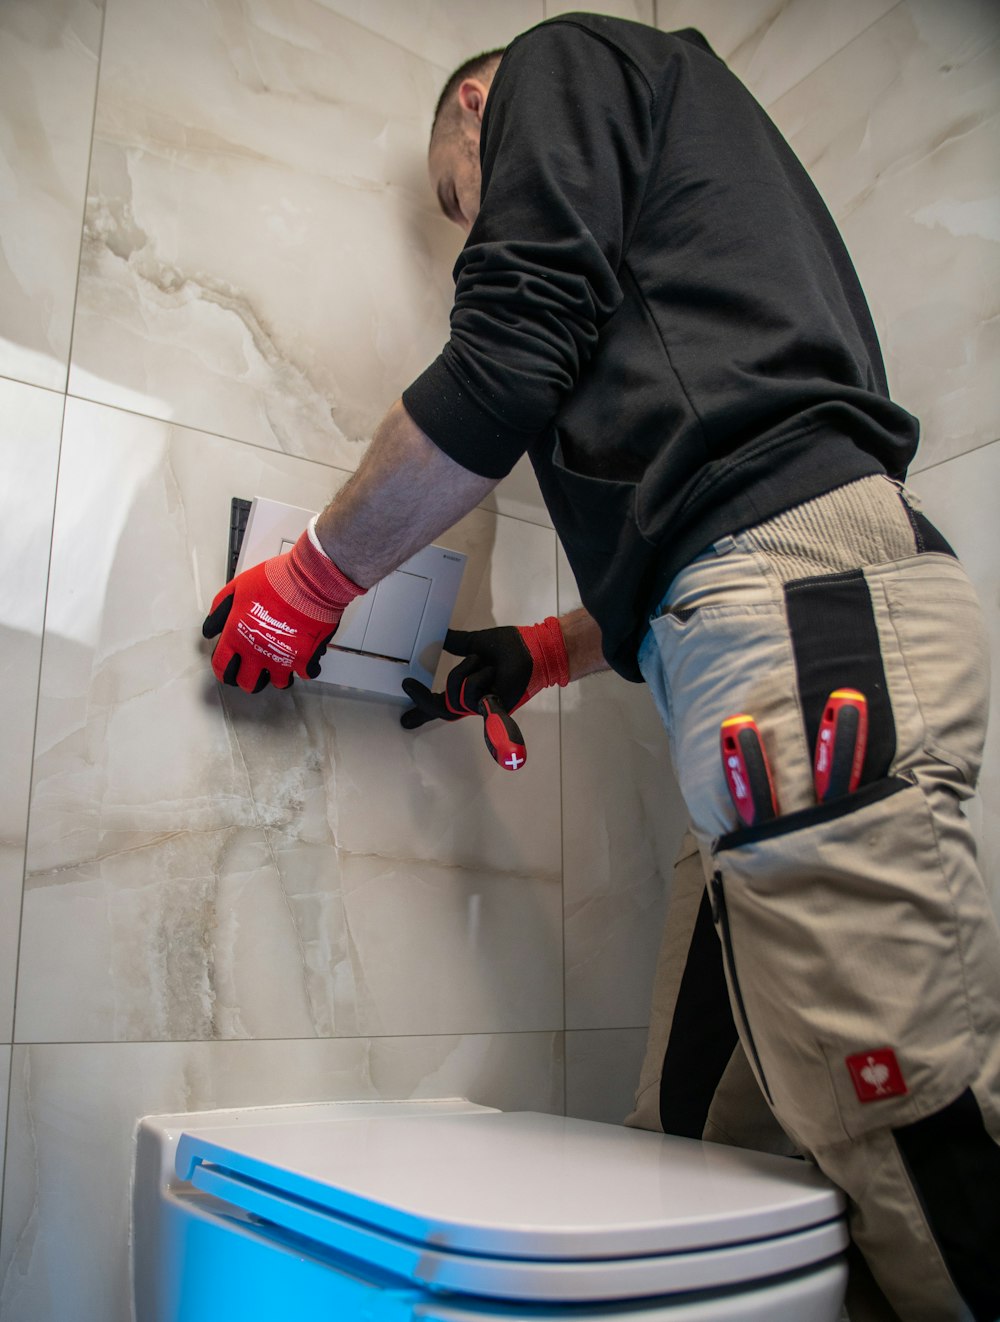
[{"x1": 230, "y1": 496, "x2": 465, "y2": 702}]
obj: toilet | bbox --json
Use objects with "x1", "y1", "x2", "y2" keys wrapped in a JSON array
[{"x1": 132, "y1": 1098, "x2": 849, "y2": 1321}]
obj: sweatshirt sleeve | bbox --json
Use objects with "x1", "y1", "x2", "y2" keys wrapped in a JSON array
[{"x1": 402, "y1": 21, "x2": 655, "y2": 479}]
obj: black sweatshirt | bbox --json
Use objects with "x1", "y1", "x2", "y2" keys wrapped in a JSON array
[{"x1": 402, "y1": 13, "x2": 919, "y2": 681}]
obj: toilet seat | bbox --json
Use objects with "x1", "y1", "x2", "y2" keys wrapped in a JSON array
[{"x1": 174, "y1": 1109, "x2": 847, "y2": 1305}]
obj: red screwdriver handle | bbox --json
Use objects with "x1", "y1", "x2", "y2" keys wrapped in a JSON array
[
  {"x1": 814, "y1": 688, "x2": 868, "y2": 802},
  {"x1": 478, "y1": 695, "x2": 527, "y2": 771},
  {"x1": 720, "y1": 714, "x2": 779, "y2": 827}
]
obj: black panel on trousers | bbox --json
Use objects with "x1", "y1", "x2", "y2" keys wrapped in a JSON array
[
  {"x1": 659, "y1": 889, "x2": 740, "y2": 1138},
  {"x1": 894, "y1": 1088, "x2": 1000, "y2": 1322},
  {"x1": 784, "y1": 569, "x2": 895, "y2": 786}
]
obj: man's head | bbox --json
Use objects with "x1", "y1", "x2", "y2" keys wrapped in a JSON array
[{"x1": 428, "y1": 49, "x2": 504, "y2": 234}]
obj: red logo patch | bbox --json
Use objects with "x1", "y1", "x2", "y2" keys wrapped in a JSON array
[{"x1": 845, "y1": 1048, "x2": 908, "y2": 1102}]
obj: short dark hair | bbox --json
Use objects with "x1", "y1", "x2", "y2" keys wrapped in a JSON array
[{"x1": 431, "y1": 48, "x2": 505, "y2": 139}]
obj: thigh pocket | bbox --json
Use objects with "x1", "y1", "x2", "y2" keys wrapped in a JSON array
[{"x1": 710, "y1": 777, "x2": 978, "y2": 1150}]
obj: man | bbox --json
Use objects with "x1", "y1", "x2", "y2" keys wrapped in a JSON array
[{"x1": 202, "y1": 14, "x2": 1000, "y2": 1320}]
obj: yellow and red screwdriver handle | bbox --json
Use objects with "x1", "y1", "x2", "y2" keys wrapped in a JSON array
[
  {"x1": 477, "y1": 695, "x2": 528, "y2": 771},
  {"x1": 813, "y1": 688, "x2": 868, "y2": 802},
  {"x1": 720, "y1": 714, "x2": 779, "y2": 827},
  {"x1": 720, "y1": 689, "x2": 868, "y2": 827}
]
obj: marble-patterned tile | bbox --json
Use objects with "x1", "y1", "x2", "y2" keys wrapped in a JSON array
[
  {"x1": 565, "y1": 1028, "x2": 648, "y2": 1124},
  {"x1": 70, "y1": 0, "x2": 457, "y2": 466},
  {"x1": 907, "y1": 441, "x2": 1000, "y2": 919},
  {"x1": 0, "y1": 1034, "x2": 563, "y2": 1322},
  {"x1": 546, "y1": 1, "x2": 654, "y2": 26},
  {"x1": 0, "y1": 381, "x2": 64, "y2": 1042},
  {"x1": 482, "y1": 454, "x2": 552, "y2": 529},
  {"x1": 320, "y1": 0, "x2": 543, "y2": 70},
  {"x1": 17, "y1": 398, "x2": 562, "y2": 1042},
  {"x1": 0, "y1": 1045, "x2": 9, "y2": 1245},
  {"x1": 70, "y1": 0, "x2": 551, "y2": 527},
  {"x1": 656, "y1": 0, "x2": 897, "y2": 106},
  {"x1": 0, "y1": 0, "x2": 103, "y2": 391},
  {"x1": 557, "y1": 548, "x2": 687, "y2": 1031},
  {"x1": 770, "y1": 1, "x2": 1000, "y2": 470},
  {"x1": 0, "y1": 1042, "x2": 9, "y2": 1155},
  {"x1": 561, "y1": 667, "x2": 685, "y2": 1031}
]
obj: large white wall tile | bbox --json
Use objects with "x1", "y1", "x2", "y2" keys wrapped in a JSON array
[
  {"x1": 0, "y1": 381, "x2": 63, "y2": 1041},
  {"x1": 0, "y1": 1044, "x2": 9, "y2": 1168},
  {"x1": 907, "y1": 441, "x2": 1000, "y2": 917},
  {"x1": 482, "y1": 453, "x2": 553, "y2": 529},
  {"x1": 561, "y1": 668, "x2": 685, "y2": 1031},
  {"x1": 0, "y1": 0, "x2": 103, "y2": 391},
  {"x1": 0, "y1": 1045, "x2": 9, "y2": 1256},
  {"x1": 69, "y1": 0, "x2": 550, "y2": 525},
  {"x1": 17, "y1": 399, "x2": 562, "y2": 1042},
  {"x1": 657, "y1": 0, "x2": 897, "y2": 107},
  {"x1": 320, "y1": 0, "x2": 543, "y2": 69},
  {"x1": 546, "y1": 2, "x2": 654, "y2": 25},
  {"x1": 557, "y1": 549, "x2": 687, "y2": 1032},
  {"x1": 0, "y1": 1034, "x2": 563, "y2": 1322},
  {"x1": 770, "y1": 1, "x2": 1000, "y2": 470},
  {"x1": 565, "y1": 1028, "x2": 648, "y2": 1124},
  {"x1": 71, "y1": 0, "x2": 455, "y2": 465}
]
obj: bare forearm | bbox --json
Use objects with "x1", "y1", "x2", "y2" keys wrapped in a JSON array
[
  {"x1": 312, "y1": 401, "x2": 609, "y2": 683},
  {"x1": 314, "y1": 400, "x2": 498, "y2": 587},
  {"x1": 559, "y1": 607, "x2": 610, "y2": 681}
]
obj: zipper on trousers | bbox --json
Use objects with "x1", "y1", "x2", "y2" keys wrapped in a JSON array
[{"x1": 710, "y1": 871, "x2": 773, "y2": 1106}]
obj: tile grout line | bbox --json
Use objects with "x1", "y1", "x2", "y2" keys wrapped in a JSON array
[
  {"x1": 62, "y1": 0, "x2": 107, "y2": 405},
  {"x1": 291, "y1": 6, "x2": 460, "y2": 80},
  {"x1": 54, "y1": 387, "x2": 555, "y2": 529},
  {"x1": 763, "y1": 0, "x2": 907, "y2": 110},
  {"x1": 0, "y1": 374, "x2": 66, "y2": 400},
  {"x1": 1, "y1": 391, "x2": 71, "y2": 1257},
  {"x1": 1, "y1": 0, "x2": 107, "y2": 1249},
  {"x1": 10, "y1": 368, "x2": 998, "y2": 508},
  {"x1": 9, "y1": 1028, "x2": 590, "y2": 1049},
  {"x1": 909, "y1": 435, "x2": 1000, "y2": 476}
]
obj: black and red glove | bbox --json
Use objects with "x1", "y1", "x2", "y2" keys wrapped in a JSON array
[
  {"x1": 400, "y1": 617, "x2": 570, "y2": 730},
  {"x1": 202, "y1": 520, "x2": 365, "y2": 693}
]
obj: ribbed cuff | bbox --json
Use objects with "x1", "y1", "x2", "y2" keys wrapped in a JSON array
[
  {"x1": 266, "y1": 529, "x2": 366, "y2": 621},
  {"x1": 402, "y1": 354, "x2": 532, "y2": 481},
  {"x1": 523, "y1": 616, "x2": 571, "y2": 692}
]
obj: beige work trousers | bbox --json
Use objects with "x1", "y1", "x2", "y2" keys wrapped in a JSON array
[{"x1": 627, "y1": 481, "x2": 1000, "y2": 1322}]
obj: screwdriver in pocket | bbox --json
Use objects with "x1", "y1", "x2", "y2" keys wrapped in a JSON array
[
  {"x1": 813, "y1": 689, "x2": 868, "y2": 802},
  {"x1": 720, "y1": 714, "x2": 779, "y2": 826}
]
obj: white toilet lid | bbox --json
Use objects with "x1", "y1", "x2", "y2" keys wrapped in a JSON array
[{"x1": 175, "y1": 1110, "x2": 847, "y2": 1303}]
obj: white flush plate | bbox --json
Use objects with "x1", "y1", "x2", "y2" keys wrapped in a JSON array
[{"x1": 234, "y1": 497, "x2": 466, "y2": 702}]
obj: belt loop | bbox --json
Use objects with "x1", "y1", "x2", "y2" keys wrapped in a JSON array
[{"x1": 713, "y1": 534, "x2": 738, "y2": 557}]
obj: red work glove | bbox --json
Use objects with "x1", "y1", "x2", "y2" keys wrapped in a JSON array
[
  {"x1": 202, "y1": 520, "x2": 365, "y2": 693},
  {"x1": 400, "y1": 617, "x2": 570, "y2": 729}
]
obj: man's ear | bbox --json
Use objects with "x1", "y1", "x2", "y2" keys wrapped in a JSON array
[{"x1": 456, "y1": 78, "x2": 489, "y2": 124}]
